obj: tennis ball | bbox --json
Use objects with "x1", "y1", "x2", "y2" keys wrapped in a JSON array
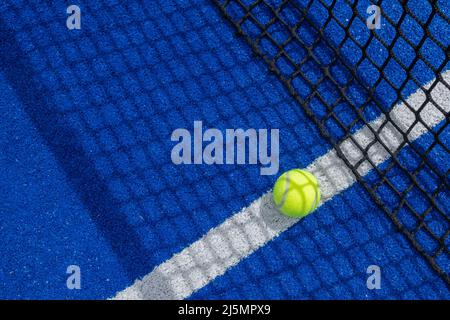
[{"x1": 273, "y1": 169, "x2": 321, "y2": 218}]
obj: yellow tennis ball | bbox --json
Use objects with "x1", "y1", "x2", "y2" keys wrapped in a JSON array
[{"x1": 273, "y1": 169, "x2": 321, "y2": 218}]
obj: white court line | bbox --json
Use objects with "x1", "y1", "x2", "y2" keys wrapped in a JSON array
[{"x1": 113, "y1": 72, "x2": 450, "y2": 300}]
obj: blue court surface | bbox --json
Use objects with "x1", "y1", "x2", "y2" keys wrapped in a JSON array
[{"x1": 0, "y1": 0, "x2": 449, "y2": 299}]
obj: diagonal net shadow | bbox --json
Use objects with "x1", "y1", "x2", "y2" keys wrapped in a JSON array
[{"x1": 0, "y1": 22, "x2": 157, "y2": 282}]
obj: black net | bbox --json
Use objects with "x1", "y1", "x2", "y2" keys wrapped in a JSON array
[{"x1": 214, "y1": 0, "x2": 450, "y2": 285}]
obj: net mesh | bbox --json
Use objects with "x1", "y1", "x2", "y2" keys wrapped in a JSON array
[{"x1": 214, "y1": 0, "x2": 450, "y2": 285}]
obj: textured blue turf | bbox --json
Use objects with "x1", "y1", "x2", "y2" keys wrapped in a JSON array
[
  {"x1": 191, "y1": 129, "x2": 450, "y2": 299},
  {"x1": 0, "y1": 72, "x2": 130, "y2": 299},
  {"x1": 0, "y1": 0, "x2": 448, "y2": 299},
  {"x1": 0, "y1": 0, "x2": 331, "y2": 298},
  {"x1": 226, "y1": 0, "x2": 449, "y2": 138}
]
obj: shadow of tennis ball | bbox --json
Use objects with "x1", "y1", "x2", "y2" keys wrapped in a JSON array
[{"x1": 273, "y1": 169, "x2": 321, "y2": 218}]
